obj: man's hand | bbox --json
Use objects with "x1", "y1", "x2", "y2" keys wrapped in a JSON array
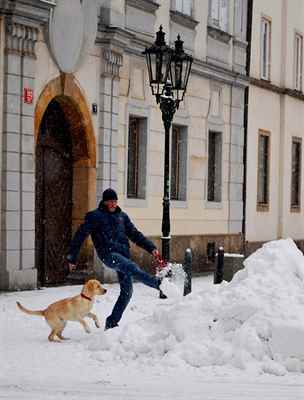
[
  {"x1": 152, "y1": 249, "x2": 160, "y2": 259},
  {"x1": 68, "y1": 263, "x2": 77, "y2": 273}
]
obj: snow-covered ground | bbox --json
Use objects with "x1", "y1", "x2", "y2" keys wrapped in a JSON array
[{"x1": 1, "y1": 238, "x2": 304, "y2": 399}]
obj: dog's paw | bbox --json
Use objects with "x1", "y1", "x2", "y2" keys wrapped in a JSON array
[{"x1": 95, "y1": 321, "x2": 100, "y2": 328}]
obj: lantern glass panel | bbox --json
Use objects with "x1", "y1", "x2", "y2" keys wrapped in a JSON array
[
  {"x1": 170, "y1": 55, "x2": 192, "y2": 103},
  {"x1": 147, "y1": 48, "x2": 171, "y2": 98}
]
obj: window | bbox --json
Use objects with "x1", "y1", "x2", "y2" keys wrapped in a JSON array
[
  {"x1": 208, "y1": 131, "x2": 222, "y2": 202},
  {"x1": 295, "y1": 33, "x2": 303, "y2": 91},
  {"x1": 234, "y1": 0, "x2": 245, "y2": 38},
  {"x1": 171, "y1": 125, "x2": 187, "y2": 201},
  {"x1": 257, "y1": 130, "x2": 270, "y2": 210},
  {"x1": 261, "y1": 17, "x2": 271, "y2": 80},
  {"x1": 209, "y1": 0, "x2": 229, "y2": 32},
  {"x1": 127, "y1": 117, "x2": 147, "y2": 199},
  {"x1": 172, "y1": 0, "x2": 193, "y2": 16},
  {"x1": 291, "y1": 137, "x2": 302, "y2": 210}
]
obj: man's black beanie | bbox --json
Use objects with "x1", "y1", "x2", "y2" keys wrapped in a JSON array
[{"x1": 102, "y1": 188, "x2": 118, "y2": 202}]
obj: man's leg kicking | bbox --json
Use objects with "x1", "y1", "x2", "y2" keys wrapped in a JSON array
[{"x1": 104, "y1": 252, "x2": 161, "y2": 290}]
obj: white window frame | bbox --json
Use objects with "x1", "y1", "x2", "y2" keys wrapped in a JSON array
[
  {"x1": 172, "y1": 0, "x2": 193, "y2": 17},
  {"x1": 207, "y1": 130, "x2": 223, "y2": 203},
  {"x1": 294, "y1": 33, "x2": 303, "y2": 91},
  {"x1": 170, "y1": 125, "x2": 188, "y2": 202},
  {"x1": 209, "y1": 0, "x2": 229, "y2": 32},
  {"x1": 126, "y1": 116, "x2": 148, "y2": 200},
  {"x1": 234, "y1": 0, "x2": 245, "y2": 39},
  {"x1": 291, "y1": 137, "x2": 302, "y2": 210},
  {"x1": 260, "y1": 17, "x2": 271, "y2": 81}
]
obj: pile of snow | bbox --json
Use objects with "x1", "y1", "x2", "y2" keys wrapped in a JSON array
[{"x1": 88, "y1": 238, "x2": 304, "y2": 375}]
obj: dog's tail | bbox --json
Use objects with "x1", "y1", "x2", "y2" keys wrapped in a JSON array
[{"x1": 16, "y1": 301, "x2": 45, "y2": 317}]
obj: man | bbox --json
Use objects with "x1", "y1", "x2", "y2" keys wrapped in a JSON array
[{"x1": 66, "y1": 188, "x2": 166, "y2": 330}]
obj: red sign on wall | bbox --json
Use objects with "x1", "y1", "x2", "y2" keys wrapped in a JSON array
[{"x1": 23, "y1": 88, "x2": 33, "y2": 104}]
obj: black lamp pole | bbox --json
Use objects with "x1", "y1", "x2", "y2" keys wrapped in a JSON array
[
  {"x1": 143, "y1": 26, "x2": 193, "y2": 263},
  {"x1": 159, "y1": 82, "x2": 177, "y2": 261}
]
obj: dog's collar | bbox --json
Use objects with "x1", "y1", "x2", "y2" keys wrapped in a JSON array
[{"x1": 81, "y1": 293, "x2": 92, "y2": 301}]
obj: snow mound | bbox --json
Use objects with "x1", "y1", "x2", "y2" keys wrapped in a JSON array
[{"x1": 88, "y1": 239, "x2": 304, "y2": 375}]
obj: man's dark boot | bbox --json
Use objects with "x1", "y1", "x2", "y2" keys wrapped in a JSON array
[
  {"x1": 105, "y1": 318, "x2": 119, "y2": 331},
  {"x1": 157, "y1": 277, "x2": 167, "y2": 299},
  {"x1": 159, "y1": 289, "x2": 167, "y2": 299}
]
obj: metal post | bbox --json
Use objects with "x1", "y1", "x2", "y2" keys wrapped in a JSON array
[
  {"x1": 183, "y1": 248, "x2": 192, "y2": 296},
  {"x1": 214, "y1": 246, "x2": 224, "y2": 284},
  {"x1": 159, "y1": 81, "x2": 177, "y2": 262}
]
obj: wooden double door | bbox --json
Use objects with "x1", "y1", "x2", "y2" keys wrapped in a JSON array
[{"x1": 35, "y1": 99, "x2": 73, "y2": 285}]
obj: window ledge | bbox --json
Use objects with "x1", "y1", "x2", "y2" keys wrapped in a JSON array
[
  {"x1": 207, "y1": 25, "x2": 232, "y2": 44},
  {"x1": 205, "y1": 201, "x2": 223, "y2": 209},
  {"x1": 171, "y1": 199, "x2": 188, "y2": 208},
  {"x1": 291, "y1": 206, "x2": 301, "y2": 213},
  {"x1": 233, "y1": 37, "x2": 248, "y2": 48},
  {"x1": 126, "y1": 0, "x2": 159, "y2": 14},
  {"x1": 286, "y1": 88, "x2": 304, "y2": 98},
  {"x1": 124, "y1": 197, "x2": 148, "y2": 208},
  {"x1": 257, "y1": 203, "x2": 270, "y2": 212},
  {"x1": 260, "y1": 77, "x2": 271, "y2": 83},
  {"x1": 170, "y1": 10, "x2": 199, "y2": 30}
]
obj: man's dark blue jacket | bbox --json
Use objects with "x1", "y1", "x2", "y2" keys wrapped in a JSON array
[{"x1": 66, "y1": 202, "x2": 156, "y2": 264}]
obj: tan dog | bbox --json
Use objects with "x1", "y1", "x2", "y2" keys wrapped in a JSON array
[{"x1": 16, "y1": 279, "x2": 107, "y2": 342}]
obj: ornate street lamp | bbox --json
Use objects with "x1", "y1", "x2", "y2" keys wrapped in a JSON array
[
  {"x1": 143, "y1": 25, "x2": 173, "y2": 104},
  {"x1": 169, "y1": 34, "x2": 193, "y2": 108},
  {"x1": 143, "y1": 27, "x2": 193, "y2": 262}
]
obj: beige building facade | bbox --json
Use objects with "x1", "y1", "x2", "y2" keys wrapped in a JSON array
[
  {"x1": 246, "y1": 0, "x2": 304, "y2": 253},
  {"x1": 0, "y1": 0, "x2": 248, "y2": 290}
]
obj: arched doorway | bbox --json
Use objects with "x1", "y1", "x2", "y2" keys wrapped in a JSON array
[
  {"x1": 35, "y1": 75, "x2": 96, "y2": 285},
  {"x1": 36, "y1": 99, "x2": 73, "y2": 284}
]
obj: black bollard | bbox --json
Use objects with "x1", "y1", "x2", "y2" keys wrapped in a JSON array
[
  {"x1": 214, "y1": 246, "x2": 224, "y2": 284},
  {"x1": 183, "y1": 248, "x2": 192, "y2": 296}
]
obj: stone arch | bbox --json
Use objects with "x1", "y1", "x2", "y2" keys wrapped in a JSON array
[
  {"x1": 35, "y1": 73, "x2": 96, "y2": 166},
  {"x1": 34, "y1": 74, "x2": 96, "y2": 279}
]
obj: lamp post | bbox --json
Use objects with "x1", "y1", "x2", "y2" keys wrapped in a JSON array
[{"x1": 143, "y1": 26, "x2": 193, "y2": 262}]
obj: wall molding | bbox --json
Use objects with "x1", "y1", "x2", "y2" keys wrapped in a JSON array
[
  {"x1": 170, "y1": 10, "x2": 199, "y2": 30},
  {"x1": 5, "y1": 21, "x2": 38, "y2": 58},
  {"x1": 250, "y1": 77, "x2": 304, "y2": 102},
  {"x1": 126, "y1": 0, "x2": 159, "y2": 14}
]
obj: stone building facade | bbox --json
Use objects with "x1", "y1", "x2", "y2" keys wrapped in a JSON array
[
  {"x1": 0, "y1": 0, "x2": 248, "y2": 290},
  {"x1": 245, "y1": 0, "x2": 304, "y2": 254}
]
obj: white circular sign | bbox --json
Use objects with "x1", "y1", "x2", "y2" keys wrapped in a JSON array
[{"x1": 49, "y1": 0, "x2": 97, "y2": 73}]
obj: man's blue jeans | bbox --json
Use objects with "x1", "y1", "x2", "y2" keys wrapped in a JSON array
[{"x1": 103, "y1": 252, "x2": 160, "y2": 327}]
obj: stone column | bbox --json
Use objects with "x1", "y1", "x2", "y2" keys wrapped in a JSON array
[
  {"x1": 95, "y1": 48, "x2": 123, "y2": 282},
  {"x1": 97, "y1": 48, "x2": 123, "y2": 204},
  {"x1": 0, "y1": 20, "x2": 38, "y2": 290}
]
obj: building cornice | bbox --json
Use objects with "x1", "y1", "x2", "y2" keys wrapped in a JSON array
[
  {"x1": 250, "y1": 77, "x2": 304, "y2": 101},
  {"x1": 96, "y1": 26, "x2": 134, "y2": 51},
  {"x1": 0, "y1": 0, "x2": 53, "y2": 26},
  {"x1": 193, "y1": 59, "x2": 248, "y2": 88},
  {"x1": 98, "y1": 25, "x2": 248, "y2": 88},
  {"x1": 124, "y1": 41, "x2": 249, "y2": 87},
  {"x1": 170, "y1": 10, "x2": 199, "y2": 30},
  {"x1": 126, "y1": 0, "x2": 159, "y2": 14}
]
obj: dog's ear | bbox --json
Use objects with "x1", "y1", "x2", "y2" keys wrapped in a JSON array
[{"x1": 85, "y1": 280, "x2": 94, "y2": 293}]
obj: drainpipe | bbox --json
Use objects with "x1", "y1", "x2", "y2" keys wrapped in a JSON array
[
  {"x1": 277, "y1": 0, "x2": 287, "y2": 239},
  {"x1": 242, "y1": 0, "x2": 253, "y2": 254}
]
